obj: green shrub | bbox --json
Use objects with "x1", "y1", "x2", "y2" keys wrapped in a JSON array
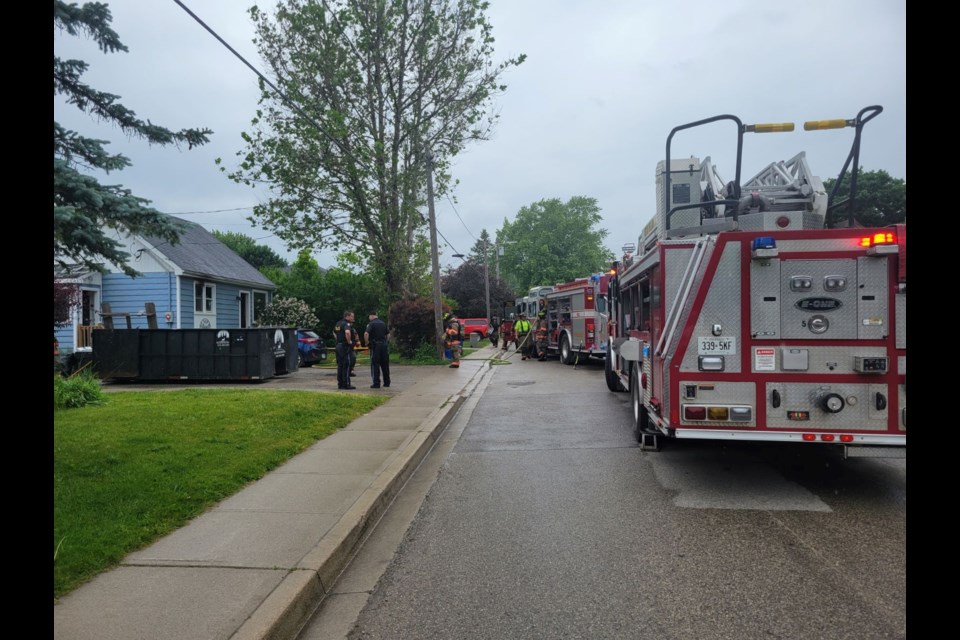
[
  {"x1": 389, "y1": 296, "x2": 450, "y2": 358},
  {"x1": 54, "y1": 371, "x2": 106, "y2": 410}
]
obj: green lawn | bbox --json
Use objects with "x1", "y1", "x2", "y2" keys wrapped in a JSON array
[{"x1": 53, "y1": 388, "x2": 384, "y2": 601}]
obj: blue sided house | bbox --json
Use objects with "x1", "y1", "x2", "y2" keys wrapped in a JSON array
[{"x1": 55, "y1": 216, "x2": 277, "y2": 357}]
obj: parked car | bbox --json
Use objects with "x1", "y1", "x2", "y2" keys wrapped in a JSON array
[
  {"x1": 296, "y1": 329, "x2": 328, "y2": 367},
  {"x1": 458, "y1": 318, "x2": 491, "y2": 339}
]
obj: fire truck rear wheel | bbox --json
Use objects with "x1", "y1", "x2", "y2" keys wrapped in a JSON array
[
  {"x1": 605, "y1": 351, "x2": 624, "y2": 392},
  {"x1": 560, "y1": 335, "x2": 575, "y2": 365}
]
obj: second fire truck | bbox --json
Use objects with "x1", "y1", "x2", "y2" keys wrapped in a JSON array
[{"x1": 541, "y1": 273, "x2": 614, "y2": 364}]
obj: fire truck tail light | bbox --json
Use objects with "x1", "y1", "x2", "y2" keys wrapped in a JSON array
[
  {"x1": 840, "y1": 435, "x2": 854, "y2": 443},
  {"x1": 684, "y1": 406, "x2": 706, "y2": 420},
  {"x1": 707, "y1": 407, "x2": 729, "y2": 420},
  {"x1": 682, "y1": 405, "x2": 752, "y2": 422},
  {"x1": 802, "y1": 433, "x2": 817, "y2": 441},
  {"x1": 820, "y1": 434, "x2": 835, "y2": 442},
  {"x1": 776, "y1": 216, "x2": 791, "y2": 228}
]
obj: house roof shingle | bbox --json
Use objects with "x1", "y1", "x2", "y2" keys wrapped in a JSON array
[{"x1": 143, "y1": 217, "x2": 276, "y2": 289}]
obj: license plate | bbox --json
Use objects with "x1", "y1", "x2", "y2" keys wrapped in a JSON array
[{"x1": 697, "y1": 337, "x2": 736, "y2": 355}]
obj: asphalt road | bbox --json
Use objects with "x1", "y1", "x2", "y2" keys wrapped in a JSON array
[{"x1": 305, "y1": 355, "x2": 907, "y2": 640}]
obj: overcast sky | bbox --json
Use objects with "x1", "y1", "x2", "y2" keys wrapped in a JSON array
[{"x1": 54, "y1": 0, "x2": 906, "y2": 271}]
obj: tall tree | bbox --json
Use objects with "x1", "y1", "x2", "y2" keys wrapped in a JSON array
[
  {"x1": 441, "y1": 258, "x2": 515, "y2": 319},
  {"x1": 211, "y1": 230, "x2": 289, "y2": 271},
  {"x1": 54, "y1": 1, "x2": 211, "y2": 276},
  {"x1": 823, "y1": 168, "x2": 906, "y2": 228},
  {"x1": 223, "y1": 0, "x2": 525, "y2": 302},
  {"x1": 496, "y1": 197, "x2": 615, "y2": 293},
  {"x1": 263, "y1": 251, "x2": 387, "y2": 336}
]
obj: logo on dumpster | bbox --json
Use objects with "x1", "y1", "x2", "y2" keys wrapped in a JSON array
[
  {"x1": 273, "y1": 329, "x2": 286, "y2": 356},
  {"x1": 216, "y1": 330, "x2": 230, "y2": 349}
]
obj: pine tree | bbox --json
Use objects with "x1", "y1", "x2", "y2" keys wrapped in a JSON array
[{"x1": 54, "y1": 1, "x2": 212, "y2": 276}]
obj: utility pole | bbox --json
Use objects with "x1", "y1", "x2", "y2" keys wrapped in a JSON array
[
  {"x1": 483, "y1": 237, "x2": 491, "y2": 323},
  {"x1": 425, "y1": 151, "x2": 444, "y2": 358}
]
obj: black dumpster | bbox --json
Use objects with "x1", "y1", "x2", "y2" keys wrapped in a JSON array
[{"x1": 92, "y1": 327, "x2": 298, "y2": 382}]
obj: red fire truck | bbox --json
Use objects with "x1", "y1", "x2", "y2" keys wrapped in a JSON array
[
  {"x1": 542, "y1": 272, "x2": 614, "y2": 364},
  {"x1": 604, "y1": 107, "x2": 905, "y2": 457}
]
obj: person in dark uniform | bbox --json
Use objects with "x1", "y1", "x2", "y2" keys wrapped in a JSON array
[
  {"x1": 333, "y1": 310, "x2": 357, "y2": 389},
  {"x1": 348, "y1": 317, "x2": 361, "y2": 378},
  {"x1": 364, "y1": 310, "x2": 391, "y2": 388}
]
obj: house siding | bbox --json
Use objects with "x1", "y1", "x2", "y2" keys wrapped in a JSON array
[{"x1": 102, "y1": 273, "x2": 176, "y2": 329}]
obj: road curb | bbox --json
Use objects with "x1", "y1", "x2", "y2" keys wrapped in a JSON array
[{"x1": 230, "y1": 385, "x2": 470, "y2": 640}]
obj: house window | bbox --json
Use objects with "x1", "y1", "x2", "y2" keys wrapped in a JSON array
[{"x1": 195, "y1": 282, "x2": 215, "y2": 313}]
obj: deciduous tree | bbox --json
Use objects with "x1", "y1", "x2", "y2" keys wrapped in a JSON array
[
  {"x1": 223, "y1": 0, "x2": 524, "y2": 302},
  {"x1": 823, "y1": 169, "x2": 905, "y2": 228},
  {"x1": 495, "y1": 197, "x2": 615, "y2": 292}
]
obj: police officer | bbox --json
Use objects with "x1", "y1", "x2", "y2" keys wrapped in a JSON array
[
  {"x1": 364, "y1": 310, "x2": 391, "y2": 388},
  {"x1": 333, "y1": 310, "x2": 357, "y2": 389}
]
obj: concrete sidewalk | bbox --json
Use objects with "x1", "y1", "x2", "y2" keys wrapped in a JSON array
[{"x1": 54, "y1": 349, "x2": 497, "y2": 640}]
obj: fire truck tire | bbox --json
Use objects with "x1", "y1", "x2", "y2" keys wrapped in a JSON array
[
  {"x1": 631, "y1": 364, "x2": 649, "y2": 442},
  {"x1": 560, "y1": 334, "x2": 575, "y2": 365},
  {"x1": 605, "y1": 352, "x2": 625, "y2": 392}
]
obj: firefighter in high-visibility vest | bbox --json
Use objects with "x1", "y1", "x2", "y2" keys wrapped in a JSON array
[
  {"x1": 513, "y1": 312, "x2": 533, "y2": 360},
  {"x1": 444, "y1": 313, "x2": 464, "y2": 368}
]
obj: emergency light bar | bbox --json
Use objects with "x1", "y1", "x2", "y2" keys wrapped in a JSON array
[
  {"x1": 750, "y1": 236, "x2": 778, "y2": 259},
  {"x1": 860, "y1": 232, "x2": 896, "y2": 247},
  {"x1": 861, "y1": 231, "x2": 899, "y2": 256}
]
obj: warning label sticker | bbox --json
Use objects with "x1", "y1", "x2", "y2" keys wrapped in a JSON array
[{"x1": 755, "y1": 348, "x2": 776, "y2": 371}]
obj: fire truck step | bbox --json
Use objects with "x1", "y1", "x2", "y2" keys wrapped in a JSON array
[{"x1": 639, "y1": 432, "x2": 661, "y2": 451}]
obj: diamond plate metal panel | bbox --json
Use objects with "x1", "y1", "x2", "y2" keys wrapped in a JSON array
[
  {"x1": 764, "y1": 382, "x2": 890, "y2": 430},
  {"x1": 895, "y1": 292, "x2": 906, "y2": 349},
  {"x1": 781, "y1": 259, "x2": 858, "y2": 339},
  {"x1": 750, "y1": 252, "x2": 781, "y2": 339},
  {"x1": 857, "y1": 257, "x2": 889, "y2": 340},
  {"x1": 749, "y1": 346, "x2": 890, "y2": 374},
  {"x1": 662, "y1": 241, "x2": 714, "y2": 411},
  {"x1": 737, "y1": 211, "x2": 812, "y2": 231},
  {"x1": 776, "y1": 237, "x2": 862, "y2": 252},
  {"x1": 664, "y1": 245, "x2": 697, "y2": 314},
  {"x1": 898, "y1": 356, "x2": 906, "y2": 375},
  {"x1": 681, "y1": 242, "x2": 742, "y2": 372}
]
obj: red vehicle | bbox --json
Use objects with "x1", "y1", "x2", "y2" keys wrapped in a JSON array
[
  {"x1": 605, "y1": 107, "x2": 905, "y2": 458},
  {"x1": 542, "y1": 273, "x2": 613, "y2": 364},
  {"x1": 458, "y1": 317, "x2": 491, "y2": 338}
]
